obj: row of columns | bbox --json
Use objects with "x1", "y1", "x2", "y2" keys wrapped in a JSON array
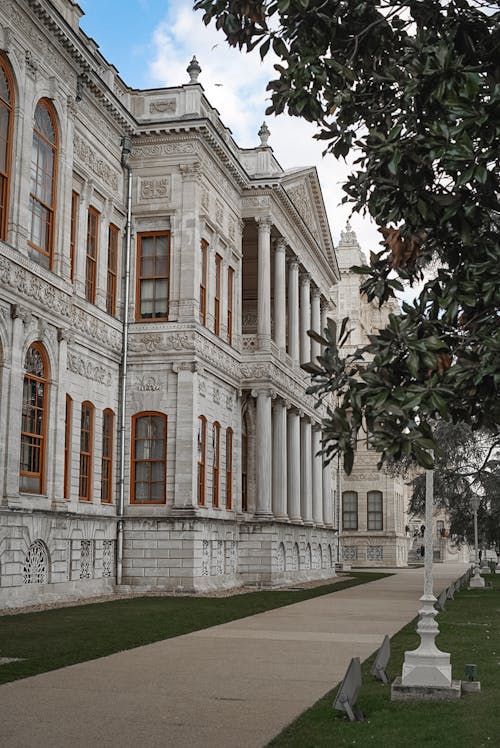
[
  {"x1": 257, "y1": 218, "x2": 328, "y2": 363},
  {"x1": 254, "y1": 390, "x2": 333, "y2": 527}
]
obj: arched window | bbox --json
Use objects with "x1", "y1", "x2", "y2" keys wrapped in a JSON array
[
  {"x1": 225, "y1": 427, "x2": 233, "y2": 510},
  {"x1": 212, "y1": 421, "x2": 220, "y2": 507},
  {"x1": 241, "y1": 412, "x2": 248, "y2": 512},
  {"x1": 131, "y1": 412, "x2": 167, "y2": 504},
  {"x1": 342, "y1": 490, "x2": 358, "y2": 530},
  {"x1": 79, "y1": 401, "x2": 94, "y2": 501},
  {"x1": 0, "y1": 53, "x2": 14, "y2": 241},
  {"x1": 101, "y1": 409, "x2": 114, "y2": 503},
  {"x1": 367, "y1": 490, "x2": 383, "y2": 530},
  {"x1": 63, "y1": 394, "x2": 72, "y2": 499},
  {"x1": 20, "y1": 343, "x2": 49, "y2": 493},
  {"x1": 29, "y1": 99, "x2": 58, "y2": 268},
  {"x1": 197, "y1": 415, "x2": 206, "y2": 506}
]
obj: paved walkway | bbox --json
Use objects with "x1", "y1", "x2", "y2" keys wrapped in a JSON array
[{"x1": 0, "y1": 564, "x2": 466, "y2": 748}]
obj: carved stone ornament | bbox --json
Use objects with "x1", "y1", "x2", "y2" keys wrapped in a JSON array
[
  {"x1": 23, "y1": 540, "x2": 49, "y2": 584},
  {"x1": 213, "y1": 386, "x2": 220, "y2": 404},
  {"x1": 136, "y1": 375, "x2": 161, "y2": 392},
  {"x1": 139, "y1": 176, "x2": 171, "y2": 202},
  {"x1": 132, "y1": 142, "x2": 195, "y2": 158},
  {"x1": 73, "y1": 133, "x2": 119, "y2": 193},
  {"x1": 67, "y1": 352, "x2": 113, "y2": 387},
  {"x1": 10, "y1": 303, "x2": 32, "y2": 324},
  {"x1": 150, "y1": 99, "x2": 177, "y2": 114}
]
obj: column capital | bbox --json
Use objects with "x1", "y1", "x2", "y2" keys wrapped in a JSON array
[
  {"x1": 274, "y1": 237, "x2": 287, "y2": 252},
  {"x1": 251, "y1": 387, "x2": 275, "y2": 399},
  {"x1": 299, "y1": 271, "x2": 311, "y2": 287},
  {"x1": 312, "y1": 421, "x2": 323, "y2": 432},
  {"x1": 320, "y1": 296, "x2": 330, "y2": 313},
  {"x1": 256, "y1": 215, "x2": 272, "y2": 232},
  {"x1": 288, "y1": 257, "x2": 300, "y2": 272},
  {"x1": 311, "y1": 285, "x2": 321, "y2": 299}
]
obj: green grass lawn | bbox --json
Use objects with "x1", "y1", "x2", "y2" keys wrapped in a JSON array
[
  {"x1": 0, "y1": 572, "x2": 388, "y2": 685},
  {"x1": 269, "y1": 574, "x2": 500, "y2": 748}
]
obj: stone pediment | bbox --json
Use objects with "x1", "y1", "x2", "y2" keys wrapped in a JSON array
[{"x1": 282, "y1": 168, "x2": 335, "y2": 269}]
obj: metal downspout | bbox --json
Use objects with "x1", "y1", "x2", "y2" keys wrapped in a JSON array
[{"x1": 116, "y1": 136, "x2": 132, "y2": 586}]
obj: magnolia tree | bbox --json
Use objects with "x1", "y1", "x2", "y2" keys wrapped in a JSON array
[{"x1": 194, "y1": 0, "x2": 500, "y2": 473}]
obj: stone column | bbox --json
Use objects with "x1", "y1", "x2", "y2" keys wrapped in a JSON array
[
  {"x1": 320, "y1": 298, "x2": 329, "y2": 341},
  {"x1": 272, "y1": 398, "x2": 288, "y2": 519},
  {"x1": 300, "y1": 415, "x2": 313, "y2": 525},
  {"x1": 322, "y1": 453, "x2": 333, "y2": 527},
  {"x1": 257, "y1": 217, "x2": 272, "y2": 351},
  {"x1": 287, "y1": 407, "x2": 301, "y2": 522},
  {"x1": 300, "y1": 272, "x2": 311, "y2": 364},
  {"x1": 310, "y1": 287, "x2": 321, "y2": 363},
  {"x1": 273, "y1": 238, "x2": 287, "y2": 350},
  {"x1": 288, "y1": 259, "x2": 300, "y2": 363},
  {"x1": 312, "y1": 425, "x2": 323, "y2": 525},
  {"x1": 254, "y1": 388, "x2": 273, "y2": 517}
]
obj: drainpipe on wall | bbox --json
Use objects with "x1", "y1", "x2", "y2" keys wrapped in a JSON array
[
  {"x1": 116, "y1": 135, "x2": 133, "y2": 586},
  {"x1": 336, "y1": 452, "x2": 342, "y2": 564}
]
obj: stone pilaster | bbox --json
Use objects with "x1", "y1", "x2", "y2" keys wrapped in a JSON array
[
  {"x1": 322, "y1": 453, "x2": 333, "y2": 527},
  {"x1": 173, "y1": 364, "x2": 198, "y2": 511},
  {"x1": 287, "y1": 407, "x2": 301, "y2": 522},
  {"x1": 272, "y1": 398, "x2": 288, "y2": 519},
  {"x1": 312, "y1": 425, "x2": 323, "y2": 525},
  {"x1": 288, "y1": 259, "x2": 300, "y2": 363},
  {"x1": 300, "y1": 415, "x2": 313, "y2": 525},
  {"x1": 253, "y1": 388, "x2": 273, "y2": 517},
  {"x1": 273, "y1": 238, "x2": 287, "y2": 350},
  {"x1": 299, "y1": 272, "x2": 311, "y2": 364},
  {"x1": 178, "y1": 162, "x2": 201, "y2": 323},
  {"x1": 257, "y1": 217, "x2": 272, "y2": 351},
  {"x1": 310, "y1": 286, "x2": 321, "y2": 363}
]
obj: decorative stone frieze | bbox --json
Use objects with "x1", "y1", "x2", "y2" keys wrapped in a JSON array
[
  {"x1": 135, "y1": 375, "x2": 162, "y2": 392},
  {"x1": 67, "y1": 352, "x2": 113, "y2": 387},
  {"x1": 132, "y1": 142, "x2": 195, "y2": 158},
  {"x1": 73, "y1": 133, "x2": 119, "y2": 193}
]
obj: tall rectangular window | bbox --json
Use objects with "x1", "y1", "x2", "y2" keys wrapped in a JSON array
[
  {"x1": 227, "y1": 266, "x2": 234, "y2": 346},
  {"x1": 225, "y1": 428, "x2": 233, "y2": 510},
  {"x1": 342, "y1": 491, "x2": 358, "y2": 530},
  {"x1": 212, "y1": 422, "x2": 220, "y2": 508},
  {"x1": 70, "y1": 191, "x2": 78, "y2": 282},
  {"x1": 367, "y1": 490, "x2": 383, "y2": 530},
  {"x1": 79, "y1": 402, "x2": 94, "y2": 501},
  {"x1": 106, "y1": 224, "x2": 119, "y2": 316},
  {"x1": 214, "y1": 253, "x2": 222, "y2": 336},
  {"x1": 85, "y1": 207, "x2": 99, "y2": 303},
  {"x1": 64, "y1": 395, "x2": 72, "y2": 499},
  {"x1": 197, "y1": 416, "x2": 206, "y2": 506},
  {"x1": 131, "y1": 413, "x2": 167, "y2": 504},
  {"x1": 101, "y1": 409, "x2": 114, "y2": 503},
  {"x1": 136, "y1": 231, "x2": 170, "y2": 320},
  {"x1": 200, "y1": 239, "x2": 208, "y2": 326}
]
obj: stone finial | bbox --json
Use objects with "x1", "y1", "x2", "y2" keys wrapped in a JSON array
[
  {"x1": 258, "y1": 121, "x2": 270, "y2": 147},
  {"x1": 339, "y1": 220, "x2": 359, "y2": 248},
  {"x1": 187, "y1": 55, "x2": 201, "y2": 83}
]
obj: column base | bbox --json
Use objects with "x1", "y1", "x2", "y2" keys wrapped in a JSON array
[
  {"x1": 253, "y1": 512, "x2": 274, "y2": 521},
  {"x1": 392, "y1": 677, "x2": 461, "y2": 702},
  {"x1": 401, "y1": 653, "x2": 452, "y2": 688},
  {"x1": 170, "y1": 506, "x2": 199, "y2": 518}
]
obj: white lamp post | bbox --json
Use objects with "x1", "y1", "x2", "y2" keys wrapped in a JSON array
[
  {"x1": 469, "y1": 495, "x2": 485, "y2": 589},
  {"x1": 400, "y1": 466, "x2": 452, "y2": 687}
]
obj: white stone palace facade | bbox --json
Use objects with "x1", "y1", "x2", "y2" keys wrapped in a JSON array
[
  {"x1": 0, "y1": 0, "x2": 341, "y2": 607},
  {"x1": 335, "y1": 224, "x2": 409, "y2": 567}
]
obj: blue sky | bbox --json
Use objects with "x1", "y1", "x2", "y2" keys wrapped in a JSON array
[{"x1": 78, "y1": 0, "x2": 379, "y2": 250}]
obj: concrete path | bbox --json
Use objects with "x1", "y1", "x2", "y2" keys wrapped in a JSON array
[{"x1": 0, "y1": 564, "x2": 466, "y2": 748}]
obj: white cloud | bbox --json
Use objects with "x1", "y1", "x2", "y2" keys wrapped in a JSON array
[{"x1": 148, "y1": 0, "x2": 381, "y2": 250}]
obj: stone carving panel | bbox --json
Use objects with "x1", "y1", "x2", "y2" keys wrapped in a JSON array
[
  {"x1": 138, "y1": 176, "x2": 171, "y2": 202},
  {"x1": 136, "y1": 375, "x2": 161, "y2": 392},
  {"x1": 132, "y1": 142, "x2": 195, "y2": 158},
  {"x1": 277, "y1": 542, "x2": 285, "y2": 572},
  {"x1": 367, "y1": 545, "x2": 384, "y2": 562},
  {"x1": 201, "y1": 539, "x2": 210, "y2": 576},
  {"x1": 342, "y1": 546, "x2": 358, "y2": 562},
  {"x1": 150, "y1": 99, "x2": 177, "y2": 114},
  {"x1": 67, "y1": 352, "x2": 112, "y2": 387},
  {"x1": 73, "y1": 133, "x2": 119, "y2": 193}
]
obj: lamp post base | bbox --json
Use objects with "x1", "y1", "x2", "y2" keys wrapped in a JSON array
[
  {"x1": 391, "y1": 677, "x2": 461, "y2": 702},
  {"x1": 469, "y1": 564, "x2": 485, "y2": 589}
]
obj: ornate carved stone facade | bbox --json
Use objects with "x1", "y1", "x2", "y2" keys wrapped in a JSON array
[
  {"x1": 0, "y1": 0, "x2": 339, "y2": 608},
  {"x1": 335, "y1": 223, "x2": 409, "y2": 567}
]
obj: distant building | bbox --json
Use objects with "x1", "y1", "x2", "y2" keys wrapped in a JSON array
[
  {"x1": 0, "y1": 0, "x2": 340, "y2": 607},
  {"x1": 335, "y1": 223, "x2": 409, "y2": 567}
]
